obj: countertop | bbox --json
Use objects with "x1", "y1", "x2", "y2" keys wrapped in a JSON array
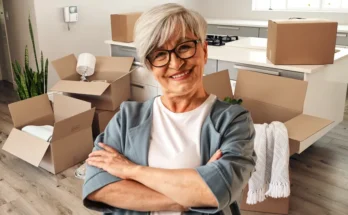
[
  {"x1": 205, "y1": 18, "x2": 348, "y2": 33},
  {"x1": 105, "y1": 39, "x2": 348, "y2": 74}
]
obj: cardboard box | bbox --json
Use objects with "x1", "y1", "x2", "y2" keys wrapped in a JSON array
[
  {"x1": 202, "y1": 70, "x2": 334, "y2": 214},
  {"x1": 267, "y1": 19, "x2": 338, "y2": 65},
  {"x1": 92, "y1": 108, "x2": 119, "y2": 138},
  {"x1": 111, "y1": 12, "x2": 142, "y2": 42},
  {"x1": 50, "y1": 54, "x2": 134, "y2": 111},
  {"x1": 2, "y1": 94, "x2": 96, "y2": 174}
]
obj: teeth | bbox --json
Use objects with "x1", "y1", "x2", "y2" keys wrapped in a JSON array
[{"x1": 172, "y1": 71, "x2": 190, "y2": 79}]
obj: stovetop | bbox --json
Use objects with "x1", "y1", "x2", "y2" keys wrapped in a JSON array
[{"x1": 206, "y1": 34, "x2": 239, "y2": 46}]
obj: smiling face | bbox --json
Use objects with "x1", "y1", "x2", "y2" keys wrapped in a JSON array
[{"x1": 147, "y1": 31, "x2": 208, "y2": 97}]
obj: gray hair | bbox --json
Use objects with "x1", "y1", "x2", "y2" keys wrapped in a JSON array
[{"x1": 134, "y1": 3, "x2": 207, "y2": 70}]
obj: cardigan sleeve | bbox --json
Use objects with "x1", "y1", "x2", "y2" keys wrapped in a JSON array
[
  {"x1": 82, "y1": 107, "x2": 125, "y2": 213},
  {"x1": 191, "y1": 109, "x2": 257, "y2": 213}
]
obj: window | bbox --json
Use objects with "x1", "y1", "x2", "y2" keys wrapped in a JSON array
[{"x1": 252, "y1": 0, "x2": 348, "y2": 12}]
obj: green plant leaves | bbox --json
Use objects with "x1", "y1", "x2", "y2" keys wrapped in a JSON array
[
  {"x1": 20, "y1": 73, "x2": 29, "y2": 99},
  {"x1": 29, "y1": 14, "x2": 39, "y2": 73},
  {"x1": 13, "y1": 14, "x2": 49, "y2": 100},
  {"x1": 223, "y1": 97, "x2": 243, "y2": 105},
  {"x1": 45, "y1": 58, "x2": 48, "y2": 93}
]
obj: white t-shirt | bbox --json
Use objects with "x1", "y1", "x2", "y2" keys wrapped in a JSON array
[{"x1": 148, "y1": 94, "x2": 217, "y2": 215}]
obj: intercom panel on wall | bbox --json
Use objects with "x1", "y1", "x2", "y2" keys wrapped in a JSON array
[{"x1": 64, "y1": 6, "x2": 78, "y2": 23}]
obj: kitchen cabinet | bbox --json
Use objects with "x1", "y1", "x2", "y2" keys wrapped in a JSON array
[
  {"x1": 130, "y1": 65, "x2": 159, "y2": 101},
  {"x1": 131, "y1": 65, "x2": 158, "y2": 87},
  {"x1": 131, "y1": 82, "x2": 158, "y2": 102},
  {"x1": 336, "y1": 32, "x2": 348, "y2": 46},
  {"x1": 204, "y1": 59, "x2": 218, "y2": 75},
  {"x1": 207, "y1": 24, "x2": 259, "y2": 37},
  {"x1": 233, "y1": 64, "x2": 304, "y2": 80},
  {"x1": 111, "y1": 45, "x2": 140, "y2": 62},
  {"x1": 259, "y1": 28, "x2": 268, "y2": 38}
]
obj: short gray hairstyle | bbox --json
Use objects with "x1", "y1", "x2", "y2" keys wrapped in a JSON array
[{"x1": 134, "y1": 3, "x2": 207, "y2": 70}]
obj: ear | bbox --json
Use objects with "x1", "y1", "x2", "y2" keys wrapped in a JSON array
[{"x1": 203, "y1": 40, "x2": 208, "y2": 64}]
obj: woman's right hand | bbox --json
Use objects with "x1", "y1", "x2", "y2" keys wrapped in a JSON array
[{"x1": 207, "y1": 149, "x2": 222, "y2": 164}]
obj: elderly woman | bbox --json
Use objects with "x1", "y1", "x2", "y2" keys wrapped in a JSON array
[{"x1": 82, "y1": 3, "x2": 256, "y2": 215}]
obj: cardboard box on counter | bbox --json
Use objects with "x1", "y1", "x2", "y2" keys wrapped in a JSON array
[
  {"x1": 50, "y1": 54, "x2": 134, "y2": 111},
  {"x1": 111, "y1": 12, "x2": 142, "y2": 42},
  {"x1": 267, "y1": 19, "x2": 338, "y2": 65},
  {"x1": 203, "y1": 70, "x2": 333, "y2": 214},
  {"x1": 2, "y1": 94, "x2": 96, "y2": 174},
  {"x1": 92, "y1": 108, "x2": 119, "y2": 138}
]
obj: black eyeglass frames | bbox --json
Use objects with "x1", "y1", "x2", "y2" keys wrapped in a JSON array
[{"x1": 146, "y1": 39, "x2": 202, "y2": 67}]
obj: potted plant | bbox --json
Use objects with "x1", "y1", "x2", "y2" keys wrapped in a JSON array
[
  {"x1": 12, "y1": 15, "x2": 48, "y2": 100},
  {"x1": 224, "y1": 97, "x2": 243, "y2": 105}
]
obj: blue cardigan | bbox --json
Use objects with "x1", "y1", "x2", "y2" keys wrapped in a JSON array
[{"x1": 83, "y1": 96, "x2": 257, "y2": 215}]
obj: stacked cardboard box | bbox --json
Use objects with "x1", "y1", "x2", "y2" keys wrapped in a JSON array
[
  {"x1": 110, "y1": 12, "x2": 142, "y2": 43},
  {"x1": 50, "y1": 54, "x2": 134, "y2": 138},
  {"x1": 267, "y1": 18, "x2": 338, "y2": 65}
]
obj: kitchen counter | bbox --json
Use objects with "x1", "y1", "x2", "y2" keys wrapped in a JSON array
[
  {"x1": 105, "y1": 38, "x2": 348, "y2": 145},
  {"x1": 105, "y1": 39, "x2": 348, "y2": 74},
  {"x1": 205, "y1": 18, "x2": 348, "y2": 33}
]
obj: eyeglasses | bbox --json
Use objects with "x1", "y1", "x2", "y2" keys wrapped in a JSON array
[{"x1": 146, "y1": 39, "x2": 201, "y2": 68}]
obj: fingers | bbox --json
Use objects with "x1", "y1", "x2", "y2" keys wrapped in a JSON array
[
  {"x1": 89, "y1": 143, "x2": 120, "y2": 157},
  {"x1": 207, "y1": 149, "x2": 222, "y2": 163},
  {"x1": 86, "y1": 159, "x2": 105, "y2": 169},
  {"x1": 89, "y1": 150, "x2": 112, "y2": 158},
  {"x1": 87, "y1": 156, "x2": 106, "y2": 163}
]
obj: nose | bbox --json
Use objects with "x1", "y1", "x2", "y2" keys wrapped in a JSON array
[{"x1": 168, "y1": 52, "x2": 183, "y2": 70}]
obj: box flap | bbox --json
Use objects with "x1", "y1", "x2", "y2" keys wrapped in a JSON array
[
  {"x1": 50, "y1": 80, "x2": 110, "y2": 96},
  {"x1": 2, "y1": 128, "x2": 50, "y2": 166},
  {"x1": 9, "y1": 94, "x2": 53, "y2": 128},
  {"x1": 51, "y1": 108, "x2": 96, "y2": 142},
  {"x1": 53, "y1": 94, "x2": 92, "y2": 122},
  {"x1": 51, "y1": 54, "x2": 80, "y2": 80},
  {"x1": 285, "y1": 114, "x2": 333, "y2": 142},
  {"x1": 95, "y1": 56, "x2": 134, "y2": 73},
  {"x1": 241, "y1": 97, "x2": 301, "y2": 124},
  {"x1": 235, "y1": 70, "x2": 307, "y2": 113},
  {"x1": 203, "y1": 70, "x2": 234, "y2": 100}
]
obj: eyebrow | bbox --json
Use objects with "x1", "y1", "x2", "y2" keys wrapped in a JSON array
[
  {"x1": 176, "y1": 37, "x2": 195, "y2": 43},
  {"x1": 156, "y1": 37, "x2": 195, "y2": 50}
]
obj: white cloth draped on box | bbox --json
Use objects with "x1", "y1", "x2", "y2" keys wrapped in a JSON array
[
  {"x1": 247, "y1": 121, "x2": 290, "y2": 205},
  {"x1": 21, "y1": 125, "x2": 54, "y2": 142}
]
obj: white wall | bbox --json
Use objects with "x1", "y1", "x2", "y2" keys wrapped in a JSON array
[
  {"x1": 33, "y1": 0, "x2": 197, "y2": 89},
  {"x1": 2, "y1": 0, "x2": 40, "y2": 82},
  {"x1": 197, "y1": 0, "x2": 348, "y2": 24}
]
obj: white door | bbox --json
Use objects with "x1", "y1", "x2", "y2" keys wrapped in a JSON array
[{"x1": 0, "y1": 0, "x2": 13, "y2": 83}]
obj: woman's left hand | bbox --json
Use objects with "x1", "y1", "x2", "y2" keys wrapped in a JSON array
[{"x1": 86, "y1": 142, "x2": 138, "y2": 179}]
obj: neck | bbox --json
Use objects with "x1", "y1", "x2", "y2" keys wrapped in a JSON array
[{"x1": 160, "y1": 86, "x2": 209, "y2": 113}]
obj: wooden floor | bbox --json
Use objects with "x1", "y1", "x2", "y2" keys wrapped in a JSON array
[{"x1": 0, "y1": 81, "x2": 348, "y2": 215}]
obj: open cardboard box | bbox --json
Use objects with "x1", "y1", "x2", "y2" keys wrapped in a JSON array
[
  {"x1": 203, "y1": 70, "x2": 334, "y2": 214},
  {"x1": 2, "y1": 94, "x2": 96, "y2": 174},
  {"x1": 50, "y1": 54, "x2": 134, "y2": 111},
  {"x1": 92, "y1": 108, "x2": 119, "y2": 138}
]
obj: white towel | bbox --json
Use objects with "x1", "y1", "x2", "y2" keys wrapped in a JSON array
[
  {"x1": 21, "y1": 125, "x2": 54, "y2": 142},
  {"x1": 246, "y1": 121, "x2": 290, "y2": 204}
]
